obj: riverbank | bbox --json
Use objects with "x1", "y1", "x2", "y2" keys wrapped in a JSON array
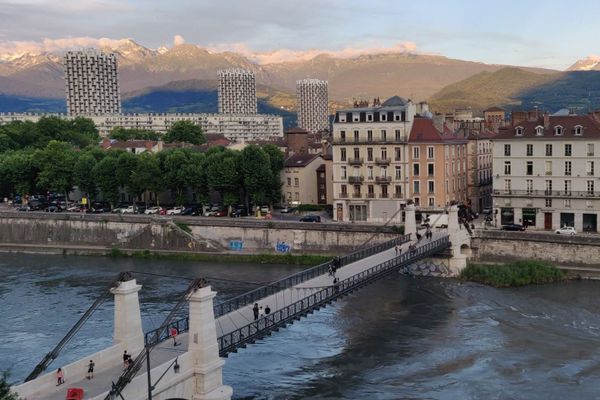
[{"x1": 460, "y1": 260, "x2": 566, "y2": 287}]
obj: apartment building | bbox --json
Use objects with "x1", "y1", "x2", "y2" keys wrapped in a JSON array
[
  {"x1": 217, "y1": 68, "x2": 257, "y2": 115},
  {"x1": 492, "y1": 113, "x2": 600, "y2": 232},
  {"x1": 64, "y1": 49, "x2": 121, "y2": 116},
  {"x1": 281, "y1": 153, "x2": 326, "y2": 205},
  {"x1": 296, "y1": 79, "x2": 329, "y2": 133}
]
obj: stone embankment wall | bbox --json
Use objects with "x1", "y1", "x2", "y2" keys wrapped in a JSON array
[
  {"x1": 471, "y1": 230, "x2": 600, "y2": 272},
  {"x1": 0, "y1": 212, "x2": 399, "y2": 255}
]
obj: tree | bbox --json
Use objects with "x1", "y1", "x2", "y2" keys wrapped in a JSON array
[
  {"x1": 0, "y1": 372, "x2": 21, "y2": 400},
  {"x1": 262, "y1": 144, "x2": 285, "y2": 206},
  {"x1": 92, "y1": 157, "x2": 120, "y2": 207},
  {"x1": 65, "y1": 117, "x2": 101, "y2": 148},
  {"x1": 206, "y1": 150, "x2": 240, "y2": 213},
  {"x1": 239, "y1": 145, "x2": 272, "y2": 212},
  {"x1": 160, "y1": 149, "x2": 198, "y2": 205},
  {"x1": 0, "y1": 150, "x2": 37, "y2": 198},
  {"x1": 129, "y1": 153, "x2": 162, "y2": 205},
  {"x1": 115, "y1": 151, "x2": 138, "y2": 196},
  {"x1": 35, "y1": 141, "x2": 77, "y2": 199},
  {"x1": 109, "y1": 127, "x2": 160, "y2": 141},
  {"x1": 73, "y1": 153, "x2": 98, "y2": 201},
  {"x1": 163, "y1": 120, "x2": 205, "y2": 145}
]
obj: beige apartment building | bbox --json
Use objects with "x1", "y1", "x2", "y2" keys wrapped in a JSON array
[{"x1": 281, "y1": 153, "x2": 327, "y2": 205}]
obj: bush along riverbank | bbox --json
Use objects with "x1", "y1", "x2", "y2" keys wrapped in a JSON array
[
  {"x1": 108, "y1": 247, "x2": 331, "y2": 266},
  {"x1": 459, "y1": 260, "x2": 566, "y2": 288}
]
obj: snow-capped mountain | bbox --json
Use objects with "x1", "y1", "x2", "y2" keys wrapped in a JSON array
[{"x1": 567, "y1": 56, "x2": 600, "y2": 71}]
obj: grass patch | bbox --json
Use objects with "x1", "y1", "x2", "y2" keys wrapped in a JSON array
[
  {"x1": 108, "y1": 249, "x2": 330, "y2": 266},
  {"x1": 460, "y1": 260, "x2": 566, "y2": 288}
]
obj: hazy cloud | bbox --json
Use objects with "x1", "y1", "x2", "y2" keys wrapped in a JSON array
[
  {"x1": 0, "y1": 37, "x2": 130, "y2": 59},
  {"x1": 173, "y1": 35, "x2": 185, "y2": 46}
]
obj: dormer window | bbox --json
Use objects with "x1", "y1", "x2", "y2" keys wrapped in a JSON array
[
  {"x1": 535, "y1": 126, "x2": 544, "y2": 136},
  {"x1": 381, "y1": 113, "x2": 387, "y2": 121},
  {"x1": 575, "y1": 125, "x2": 583, "y2": 136},
  {"x1": 515, "y1": 126, "x2": 524, "y2": 136},
  {"x1": 554, "y1": 125, "x2": 563, "y2": 136}
]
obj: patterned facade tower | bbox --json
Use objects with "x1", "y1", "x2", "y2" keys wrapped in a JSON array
[
  {"x1": 296, "y1": 79, "x2": 329, "y2": 133},
  {"x1": 64, "y1": 49, "x2": 121, "y2": 116},
  {"x1": 217, "y1": 68, "x2": 257, "y2": 114}
]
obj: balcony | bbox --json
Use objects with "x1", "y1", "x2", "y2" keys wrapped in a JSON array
[
  {"x1": 339, "y1": 192, "x2": 349, "y2": 198},
  {"x1": 393, "y1": 193, "x2": 403, "y2": 199},
  {"x1": 348, "y1": 176, "x2": 364, "y2": 184},
  {"x1": 379, "y1": 193, "x2": 389, "y2": 198},
  {"x1": 348, "y1": 158, "x2": 363, "y2": 165},
  {"x1": 375, "y1": 157, "x2": 390, "y2": 165},
  {"x1": 375, "y1": 176, "x2": 392, "y2": 184},
  {"x1": 367, "y1": 193, "x2": 375, "y2": 198},
  {"x1": 493, "y1": 189, "x2": 600, "y2": 198},
  {"x1": 352, "y1": 193, "x2": 362, "y2": 198}
]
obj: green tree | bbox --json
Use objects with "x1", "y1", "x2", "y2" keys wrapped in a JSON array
[
  {"x1": 160, "y1": 149, "x2": 199, "y2": 205},
  {"x1": 35, "y1": 141, "x2": 77, "y2": 200},
  {"x1": 115, "y1": 151, "x2": 138, "y2": 196},
  {"x1": 0, "y1": 372, "x2": 21, "y2": 400},
  {"x1": 0, "y1": 150, "x2": 37, "y2": 198},
  {"x1": 206, "y1": 150, "x2": 240, "y2": 213},
  {"x1": 92, "y1": 157, "x2": 120, "y2": 207},
  {"x1": 129, "y1": 153, "x2": 162, "y2": 205},
  {"x1": 239, "y1": 145, "x2": 272, "y2": 212},
  {"x1": 109, "y1": 127, "x2": 160, "y2": 141},
  {"x1": 262, "y1": 144, "x2": 285, "y2": 206},
  {"x1": 73, "y1": 153, "x2": 98, "y2": 201},
  {"x1": 163, "y1": 120, "x2": 205, "y2": 145},
  {"x1": 65, "y1": 117, "x2": 100, "y2": 148}
]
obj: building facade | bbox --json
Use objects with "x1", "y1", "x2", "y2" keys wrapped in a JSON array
[
  {"x1": 492, "y1": 113, "x2": 600, "y2": 232},
  {"x1": 296, "y1": 79, "x2": 329, "y2": 133},
  {"x1": 217, "y1": 68, "x2": 257, "y2": 115},
  {"x1": 64, "y1": 49, "x2": 121, "y2": 116},
  {"x1": 281, "y1": 154, "x2": 326, "y2": 205},
  {"x1": 0, "y1": 112, "x2": 283, "y2": 142}
]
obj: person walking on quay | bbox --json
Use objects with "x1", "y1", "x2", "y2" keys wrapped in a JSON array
[
  {"x1": 395, "y1": 244, "x2": 399, "y2": 255},
  {"x1": 259, "y1": 306, "x2": 265, "y2": 318},
  {"x1": 87, "y1": 360, "x2": 95, "y2": 379},
  {"x1": 123, "y1": 350, "x2": 129, "y2": 370},
  {"x1": 170, "y1": 326, "x2": 179, "y2": 346},
  {"x1": 328, "y1": 264, "x2": 334, "y2": 277},
  {"x1": 56, "y1": 368, "x2": 64, "y2": 386},
  {"x1": 426, "y1": 227, "x2": 432, "y2": 240},
  {"x1": 265, "y1": 305, "x2": 271, "y2": 315},
  {"x1": 253, "y1": 303, "x2": 259, "y2": 320}
]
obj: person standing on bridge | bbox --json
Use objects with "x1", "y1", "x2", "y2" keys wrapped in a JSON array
[
  {"x1": 170, "y1": 326, "x2": 179, "y2": 346},
  {"x1": 87, "y1": 360, "x2": 95, "y2": 379},
  {"x1": 123, "y1": 350, "x2": 129, "y2": 370},
  {"x1": 265, "y1": 305, "x2": 271, "y2": 315},
  {"x1": 259, "y1": 306, "x2": 265, "y2": 318},
  {"x1": 56, "y1": 368, "x2": 64, "y2": 386},
  {"x1": 253, "y1": 303, "x2": 259, "y2": 320}
]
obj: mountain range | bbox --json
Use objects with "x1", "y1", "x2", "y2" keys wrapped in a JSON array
[{"x1": 1, "y1": 38, "x2": 600, "y2": 116}]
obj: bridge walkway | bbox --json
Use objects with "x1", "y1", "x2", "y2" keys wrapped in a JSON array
[{"x1": 31, "y1": 232, "x2": 448, "y2": 400}]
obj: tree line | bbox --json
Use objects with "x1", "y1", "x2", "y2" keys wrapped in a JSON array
[{"x1": 0, "y1": 117, "x2": 284, "y2": 209}]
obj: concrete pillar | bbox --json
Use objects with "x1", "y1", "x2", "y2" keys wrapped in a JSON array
[
  {"x1": 447, "y1": 205, "x2": 460, "y2": 237},
  {"x1": 447, "y1": 205, "x2": 468, "y2": 275},
  {"x1": 111, "y1": 278, "x2": 144, "y2": 353},
  {"x1": 188, "y1": 285, "x2": 232, "y2": 400},
  {"x1": 404, "y1": 203, "x2": 417, "y2": 240}
]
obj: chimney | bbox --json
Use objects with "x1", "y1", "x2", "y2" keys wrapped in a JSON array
[{"x1": 543, "y1": 113, "x2": 550, "y2": 129}]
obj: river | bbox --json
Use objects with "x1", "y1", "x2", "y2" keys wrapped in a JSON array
[{"x1": 2, "y1": 253, "x2": 600, "y2": 399}]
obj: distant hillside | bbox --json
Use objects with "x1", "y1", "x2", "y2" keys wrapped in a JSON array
[{"x1": 0, "y1": 94, "x2": 65, "y2": 113}]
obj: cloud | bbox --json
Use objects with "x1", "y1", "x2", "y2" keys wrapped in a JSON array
[
  {"x1": 173, "y1": 35, "x2": 185, "y2": 46},
  {"x1": 208, "y1": 41, "x2": 419, "y2": 64},
  {"x1": 0, "y1": 37, "x2": 131, "y2": 60}
]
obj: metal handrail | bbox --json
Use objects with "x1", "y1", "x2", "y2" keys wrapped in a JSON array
[
  {"x1": 144, "y1": 234, "x2": 410, "y2": 346},
  {"x1": 217, "y1": 236, "x2": 450, "y2": 356}
]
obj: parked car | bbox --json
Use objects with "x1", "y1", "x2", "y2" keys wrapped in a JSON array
[
  {"x1": 555, "y1": 226, "x2": 577, "y2": 235},
  {"x1": 181, "y1": 205, "x2": 201, "y2": 216},
  {"x1": 482, "y1": 207, "x2": 493, "y2": 215},
  {"x1": 45, "y1": 204, "x2": 61, "y2": 212},
  {"x1": 144, "y1": 206, "x2": 162, "y2": 215},
  {"x1": 260, "y1": 205, "x2": 270, "y2": 213},
  {"x1": 166, "y1": 206, "x2": 185, "y2": 215},
  {"x1": 501, "y1": 223, "x2": 526, "y2": 231},
  {"x1": 28, "y1": 200, "x2": 47, "y2": 211},
  {"x1": 205, "y1": 206, "x2": 222, "y2": 217},
  {"x1": 300, "y1": 215, "x2": 321, "y2": 223},
  {"x1": 91, "y1": 202, "x2": 111, "y2": 213},
  {"x1": 119, "y1": 205, "x2": 136, "y2": 214},
  {"x1": 16, "y1": 205, "x2": 31, "y2": 212},
  {"x1": 214, "y1": 209, "x2": 228, "y2": 217},
  {"x1": 135, "y1": 204, "x2": 147, "y2": 214},
  {"x1": 230, "y1": 207, "x2": 248, "y2": 218},
  {"x1": 66, "y1": 204, "x2": 84, "y2": 212}
]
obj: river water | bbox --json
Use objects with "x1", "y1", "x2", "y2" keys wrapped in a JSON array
[{"x1": 2, "y1": 254, "x2": 600, "y2": 399}]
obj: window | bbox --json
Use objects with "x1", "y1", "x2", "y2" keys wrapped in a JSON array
[
  {"x1": 545, "y1": 179, "x2": 553, "y2": 194},
  {"x1": 526, "y1": 161, "x2": 533, "y2": 176},
  {"x1": 564, "y1": 161, "x2": 572, "y2": 176},
  {"x1": 546, "y1": 144, "x2": 552, "y2": 156},
  {"x1": 428, "y1": 163, "x2": 434, "y2": 176},
  {"x1": 504, "y1": 161, "x2": 511, "y2": 175},
  {"x1": 367, "y1": 113, "x2": 373, "y2": 122},
  {"x1": 381, "y1": 185, "x2": 388, "y2": 198},
  {"x1": 381, "y1": 148, "x2": 387, "y2": 160},
  {"x1": 526, "y1": 179, "x2": 533, "y2": 194},
  {"x1": 294, "y1": 192, "x2": 299, "y2": 201},
  {"x1": 504, "y1": 179, "x2": 512, "y2": 193},
  {"x1": 545, "y1": 161, "x2": 552, "y2": 175},
  {"x1": 413, "y1": 181, "x2": 420, "y2": 194},
  {"x1": 427, "y1": 146, "x2": 434, "y2": 159},
  {"x1": 353, "y1": 185, "x2": 361, "y2": 196},
  {"x1": 555, "y1": 126, "x2": 563, "y2": 136},
  {"x1": 545, "y1": 198, "x2": 552, "y2": 207},
  {"x1": 428, "y1": 181, "x2": 435, "y2": 193},
  {"x1": 381, "y1": 130, "x2": 387, "y2": 141},
  {"x1": 341, "y1": 166, "x2": 347, "y2": 179},
  {"x1": 516, "y1": 127, "x2": 524, "y2": 136},
  {"x1": 380, "y1": 166, "x2": 388, "y2": 177},
  {"x1": 287, "y1": 178, "x2": 291, "y2": 186},
  {"x1": 588, "y1": 143, "x2": 595, "y2": 156},
  {"x1": 353, "y1": 148, "x2": 360, "y2": 160},
  {"x1": 564, "y1": 180, "x2": 571, "y2": 195},
  {"x1": 367, "y1": 166, "x2": 373, "y2": 179},
  {"x1": 381, "y1": 113, "x2": 387, "y2": 121},
  {"x1": 413, "y1": 163, "x2": 420, "y2": 176},
  {"x1": 575, "y1": 125, "x2": 583, "y2": 135},
  {"x1": 368, "y1": 185, "x2": 374, "y2": 197},
  {"x1": 414, "y1": 197, "x2": 420, "y2": 206},
  {"x1": 367, "y1": 130, "x2": 373, "y2": 141},
  {"x1": 565, "y1": 144, "x2": 572, "y2": 156},
  {"x1": 353, "y1": 167, "x2": 360, "y2": 177},
  {"x1": 588, "y1": 180, "x2": 595, "y2": 195},
  {"x1": 353, "y1": 130, "x2": 359, "y2": 142},
  {"x1": 587, "y1": 161, "x2": 595, "y2": 176},
  {"x1": 504, "y1": 144, "x2": 511, "y2": 156},
  {"x1": 564, "y1": 199, "x2": 571, "y2": 208},
  {"x1": 294, "y1": 178, "x2": 299, "y2": 187},
  {"x1": 394, "y1": 147, "x2": 401, "y2": 161},
  {"x1": 428, "y1": 197, "x2": 435, "y2": 207},
  {"x1": 339, "y1": 131, "x2": 346, "y2": 142},
  {"x1": 526, "y1": 144, "x2": 533, "y2": 156},
  {"x1": 340, "y1": 148, "x2": 346, "y2": 161},
  {"x1": 395, "y1": 130, "x2": 401, "y2": 141},
  {"x1": 536, "y1": 126, "x2": 544, "y2": 136},
  {"x1": 367, "y1": 148, "x2": 373, "y2": 161},
  {"x1": 395, "y1": 166, "x2": 402, "y2": 179},
  {"x1": 413, "y1": 146, "x2": 420, "y2": 159},
  {"x1": 395, "y1": 185, "x2": 402, "y2": 197}
]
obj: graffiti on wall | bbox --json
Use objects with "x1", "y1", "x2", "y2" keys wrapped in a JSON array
[
  {"x1": 229, "y1": 240, "x2": 244, "y2": 251},
  {"x1": 275, "y1": 240, "x2": 291, "y2": 253}
]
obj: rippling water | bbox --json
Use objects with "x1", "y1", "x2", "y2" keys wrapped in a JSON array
[{"x1": 2, "y1": 253, "x2": 600, "y2": 399}]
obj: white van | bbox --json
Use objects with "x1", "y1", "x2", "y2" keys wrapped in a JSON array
[{"x1": 421, "y1": 213, "x2": 448, "y2": 228}]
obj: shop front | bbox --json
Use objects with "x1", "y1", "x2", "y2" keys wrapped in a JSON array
[{"x1": 501, "y1": 207, "x2": 514, "y2": 225}]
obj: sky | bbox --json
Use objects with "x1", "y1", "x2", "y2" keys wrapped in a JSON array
[{"x1": 0, "y1": 0, "x2": 599, "y2": 69}]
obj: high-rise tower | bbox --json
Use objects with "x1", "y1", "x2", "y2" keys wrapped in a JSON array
[
  {"x1": 296, "y1": 79, "x2": 329, "y2": 133},
  {"x1": 217, "y1": 68, "x2": 257, "y2": 114},
  {"x1": 64, "y1": 49, "x2": 121, "y2": 116}
]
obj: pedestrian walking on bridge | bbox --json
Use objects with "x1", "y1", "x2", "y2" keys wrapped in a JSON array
[
  {"x1": 253, "y1": 303, "x2": 259, "y2": 320},
  {"x1": 170, "y1": 326, "x2": 179, "y2": 346},
  {"x1": 87, "y1": 360, "x2": 95, "y2": 379},
  {"x1": 56, "y1": 368, "x2": 64, "y2": 386},
  {"x1": 123, "y1": 350, "x2": 129, "y2": 370}
]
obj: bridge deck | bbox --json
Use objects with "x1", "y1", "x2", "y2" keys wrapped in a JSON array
[{"x1": 28, "y1": 232, "x2": 447, "y2": 400}]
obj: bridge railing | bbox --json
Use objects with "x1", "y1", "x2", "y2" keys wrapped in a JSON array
[
  {"x1": 144, "y1": 233, "x2": 410, "y2": 346},
  {"x1": 217, "y1": 235, "x2": 449, "y2": 356}
]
